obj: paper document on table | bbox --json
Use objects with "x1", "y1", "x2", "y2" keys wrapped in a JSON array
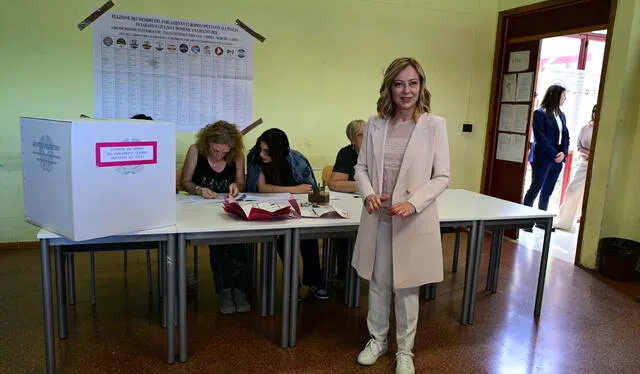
[
  {"x1": 329, "y1": 191, "x2": 361, "y2": 200},
  {"x1": 224, "y1": 197, "x2": 295, "y2": 220},
  {"x1": 240, "y1": 193, "x2": 292, "y2": 202},
  {"x1": 240, "y1": 201, "x2": 292, "y2": 215},
  {"x1": 298, "y1": 204, "x2": 349, "y2": 218},
  {"x1": 177, "y1": 192, "x2": 224, "y2": 204}
]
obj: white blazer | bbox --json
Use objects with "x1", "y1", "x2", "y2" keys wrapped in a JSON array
[{"x1": 353, "y1": 113, "x2": 450, "y2": 288}]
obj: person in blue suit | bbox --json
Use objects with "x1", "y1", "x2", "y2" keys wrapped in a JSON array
[{"x1": 523, "y1": 85, "x2": 569, "y2": 228}]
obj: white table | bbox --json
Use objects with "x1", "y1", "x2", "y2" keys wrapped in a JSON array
[
  {"x1": 449, "y1": 190, "x2": 555, "y2": 320},
  {"x1": 36, "y1": 225, "x2": 176, "y2": 374},
  {"x1": 36, "y1": 189, "x2": 555, "y2": 369},
  {"x1": 340, "y1": 189, "x2": 554, "y2": 325},
  {"x1": 175, "y1": 195, "x2": 299, "y2": 360},
  {"x1": 285, "y1": 190, "x2": 485, "y2": 346}
]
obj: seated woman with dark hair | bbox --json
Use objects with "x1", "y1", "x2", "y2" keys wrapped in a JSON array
[{"x1": 246, "y1": 128, "x2": 329, "y2": 300}]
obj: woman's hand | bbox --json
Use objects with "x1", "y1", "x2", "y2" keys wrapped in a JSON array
[
  {"x1": 292, "y1": 184, "x2": 313, "y2": 194},
  {"x1": 391, "y1": 202, "x2": 416, "y2": 218},
  {"x1": 365, "y1": 194, "x2": 389, "y2": 214},
  {"x1": 228, "y1": 183, "x2": 240, "y2": 197},
  {"x1": 200, "y1": 188, "x2": 217, "y2": 199}
]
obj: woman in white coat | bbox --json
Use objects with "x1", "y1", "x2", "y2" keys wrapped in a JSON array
[
  {"x1": 353, "y1": 57, "x2": 450, "y2": 374},
  {"x1": 556, "y1": 104, "x2": 596, "y2": 231}
]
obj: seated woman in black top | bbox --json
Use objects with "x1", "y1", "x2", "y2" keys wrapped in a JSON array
[
  {"x1": 180, "y1": 121, "x2": 250, "y2": 314},
  {"x1": 329, "y1": 119, "x2": 366, "y2": 193},
  {"x1": 327, "y1": 119, "x2": 365, "y2": 281},
  {"x1": 252, "y1": 128, "x2": 329, "y2": 300}
]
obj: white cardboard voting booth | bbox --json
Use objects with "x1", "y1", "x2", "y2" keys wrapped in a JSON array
[{"x1": 20, "y1": 117, "x2": 176, "y2": 241}]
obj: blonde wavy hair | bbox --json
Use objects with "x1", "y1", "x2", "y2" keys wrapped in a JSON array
[
  {"x1": 195, "y1": 121, "x2": 244, "y2": 163},
  {"x1": 377, "y1": 57, "x2": 431, "y2": 121}
]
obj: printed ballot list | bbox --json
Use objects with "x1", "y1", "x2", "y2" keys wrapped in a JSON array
[{"x1": 92, "y1": 12, "x2": 254, "y2": 132}]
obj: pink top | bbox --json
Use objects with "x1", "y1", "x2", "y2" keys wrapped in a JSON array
[{"x1": 380, "y1": 119, "x2": 415, "y2": 221}]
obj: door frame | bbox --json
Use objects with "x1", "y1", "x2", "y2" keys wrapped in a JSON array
[{"x1": 480, "y1": 0, "x2": 618, "y2": 265}]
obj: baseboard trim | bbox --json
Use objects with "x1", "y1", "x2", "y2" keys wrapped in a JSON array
[{"x1": 0, "y1": 241, "x2": 39, "y2": 251}]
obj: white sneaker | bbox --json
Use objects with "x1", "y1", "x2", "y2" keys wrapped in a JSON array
[
  {"x1": 356, "y1": 338, "x2": 388, "y2": 365},
  {"x1": 233, "y1": 288, "x2": 251, "y2": 313},
  {"x1": 218, "y1": 289, "x2": 236, "y2": 314},
  {"x1": 395, "y1": 352, "x2": 415, "y2": 374}
]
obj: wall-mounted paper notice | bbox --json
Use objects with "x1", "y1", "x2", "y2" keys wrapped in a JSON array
[
  {"x1": 508, "y1": 51, "x2": 530, "y2": 72},
  {"x1": 516, "y1": 72, "x2": 534, "y2": 102},
  {"x1": 92, "y1": 12, "x2": 254, "y2": 133},
  {"x1": 512, "y1": 105, "x2": 530, "y2": 133},
  {"x1": 496, "y1": 133, "x2": 526, "y2": 163},
  {"x1": 499, "y1": 104, "x2": 530, "y2": 133},
  {"x1": 499, "y1": 104, "x2": 515, "y2": 132},
  {"x1": 501, "y1": 74, "x2": 517, "y2": 102}
]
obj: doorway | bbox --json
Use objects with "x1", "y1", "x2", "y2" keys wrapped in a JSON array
[
  {"x1": 519, "y1": 31, "x2": 607, "y2": 263},
  {"x1": 480, "y1": 0, "x2": 615, "y2": 266}
]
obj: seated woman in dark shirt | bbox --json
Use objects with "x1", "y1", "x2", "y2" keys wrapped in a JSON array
[
  {"x1": 180, "y1": 121, "x2": 251, "y2": 314},
  {"x1": 248, "y1": 128, "x2": 329, "y2": 300},
  {"x1": 327, "y1": 119, "x2": 365, "y2": 281},
  {"x1": 329, "y1": 119, "x2": 366, "y2": 193}
]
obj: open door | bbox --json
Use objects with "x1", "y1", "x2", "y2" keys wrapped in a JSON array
[{"x1": 482, "y1": 0, "x2": 614, "y2": 241}]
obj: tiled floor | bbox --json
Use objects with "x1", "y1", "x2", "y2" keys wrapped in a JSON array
[
  {"x1": 1, "y1": 234, "x2": 639, "y2": 373},
  {"x1": 518, "y1": 225, "x2": 579, "y2": 263}
]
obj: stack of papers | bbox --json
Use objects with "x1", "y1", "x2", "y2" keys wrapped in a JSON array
[{"x1": 223, "y1": 199, "x2": 295, "y2": 221}]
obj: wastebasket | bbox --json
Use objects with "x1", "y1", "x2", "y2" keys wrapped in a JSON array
[{"x1": 598, "y1": 237, "x2": 640, "y2": 281}]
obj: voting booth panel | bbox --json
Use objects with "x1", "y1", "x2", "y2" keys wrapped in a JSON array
[{"x1": 21, "y1": 117, "x2": 176, "y2": 241}]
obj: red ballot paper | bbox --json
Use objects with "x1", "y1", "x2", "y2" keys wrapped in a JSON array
[
  {"x1": 223, "y1": 195, "x2": 348, "y2": 220},
  {"x1": 223, "y1": 195, "x2": 300, "y2": 220}
]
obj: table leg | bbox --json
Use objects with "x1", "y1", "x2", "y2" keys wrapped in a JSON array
[
  {"x1": 467, "y1": 220, "x2": 485, "y2": 324},
  {"x1": 486, "y1": 230, "x2": 497, "y2": 291},
  {"x1": 289, "y1": 229, "x2": 300, "y2": 347},
  {"x1": 348, "y1": 238, "x2": 359, "y2": 308},
  {"x1": 66, "y1": 253, "x2": 75, "y2": 305},
  {"x1": 269, "y1": 239, "x2": 277, "y2": 316},
  {"x1": 40, "y1": 239, "x2": 56, "y2": 374},
  {"x1": 491, "y1": 230, "x2": 504, "y2": 293},
  {"x1": 452, "y1": 231, "x2": 460, "y2": 273},
  {"x1": 166, "y1": 237, "x2": 175, "y2": 364},
  {"x1": 281, "y1": 231, "x2": 291, "y2": 349},
  {"x1": 461, "y1": 221, "x2": 478, "y2": 325},
  {"x1": 347, "y1": 238, "x2": 358, "y2": 307},
  {"x1": 260, "y1": 242, "x2": 268, "y2": 317},
  {"x1": 160, "y1": 242, "x2": 167, "y2": 328},
  {"x1": 178, "y1": 234, "x2": 187, "y2": 362},
  {"x1": 428, "y1": 283, "x2": 437, "y2": 300},
  {"x1": 54, "y1": 246, "x2": 67, "y2": 339},
  {"x1": 535, "y1": 217, "x2": 553, "y2": 316}
]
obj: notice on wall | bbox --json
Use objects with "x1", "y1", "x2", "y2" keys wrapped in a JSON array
[
  {"x1": 501, "y1": 74, "x2": 517, "y2": 102},
  {"x1": 496, "y1": 133, "x2": 526, "y2": 163},
  {"x1": 498, "y1": 104, "x2": 530, "y2": 134},
  {"x1": 515, "y1": 72, "x2": 534, "y2": 102},
  {"x1": 92, "y1": 12, "x2": 254, "y2": 132},
  {"x1": 508, "y1": 50, "x2": 530, "y2": 72}
]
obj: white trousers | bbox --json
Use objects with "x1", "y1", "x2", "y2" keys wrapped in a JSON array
[
  {"x1": 366, "y1": 220, "x2": 420, "y2": 353},
  {"x1": 556, "y1": 159, "x2": 588, "y2": 231}
]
